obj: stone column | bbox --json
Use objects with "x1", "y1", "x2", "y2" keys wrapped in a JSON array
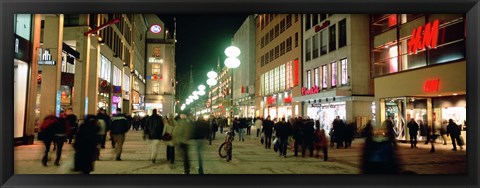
[
  {"x1": 72, "y1": 26, "x2": 89, "y2": 119},
  {"x1": 39, "y1": 14, "x2": 63, "y2": 121}
]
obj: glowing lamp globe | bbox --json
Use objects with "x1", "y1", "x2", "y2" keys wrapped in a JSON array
[
  {"x1": 193, "y1": 91, "x2": 199, "y2": 96},
  {"x1": 224, "y1": 46, "x2": 241, "y2": 58},
  {"x1": 224, "y1": 57, "x2": 240, "y2": 69},
  {"x1": 198, "y1": 84, "x2": 206, "y2": 91},
  {"x1": 207, "y1": 78, "x2": 218, "y2": 86},
  {"x1": 207, "y1": 71, "x2": 218, "y2": 79},
  {"x1": 198, "y1": 90, "x2": 206, "y2": 96},
  {"x1": 193, "y1": 95, "x2": 199, "y2": 100}
]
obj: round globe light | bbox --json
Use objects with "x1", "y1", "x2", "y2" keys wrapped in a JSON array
[
  {"x1": 193, "y1": 91, "x2": 199, "y2": 96},
  {"x1": 186, "y1": 101, "x2": 191, "y2": 105},
  {"x1": 207, "y1": 78, "x2": 218, "y2": 86},
  {"x1": 207, "y1": 71, "x2": 218, "y2": 79},
  {"x1": 224, "y1": 46, "x2": 241, "y2": 58},
  {"x1": 198, "y1": 84, "x2": 206, "y2": 91},
  {"x1": 224, "y1": 57, "x2": 240, "y2": 69},
  {"x1": 193, "y1": 95, "x2": 199, "y2": 100},
  {"x1": 198, "y1": 90, "x2": 206, "y2": 96},
  {"x1": 188, "y1": 95, "x2": 193, "y2": 100}
]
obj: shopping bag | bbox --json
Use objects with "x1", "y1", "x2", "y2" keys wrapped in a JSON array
[
  {"x1": 260, "y1": 133, "x2": 265, "y2": 144},
  {"x1": 273, "y1": 138, "x2": 279, "y2": 152},
  {"x1": 459, "y1": 136, "x2": 465, "y2": 146}
]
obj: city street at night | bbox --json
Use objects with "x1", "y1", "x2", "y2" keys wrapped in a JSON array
[{"x1": 15, "y1": 130, "x2": 466, "y2": 174}]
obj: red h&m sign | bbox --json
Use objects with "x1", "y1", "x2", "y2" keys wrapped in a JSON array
[
  {"x1": 423, "y1": 79, "x2": 440, "y2": 92},
  {"x1": 407, "y1": 19, "x2": 440, "y2": 55},
  {"x1": 266, "y1": 96, "x2": 276, "y2": 105}
]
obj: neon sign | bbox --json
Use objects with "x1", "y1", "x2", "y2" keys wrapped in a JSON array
[
  {"x1": 150, "y1": 24, "x2": 162, "y2": 34},
  {"x1": 302, "y1": 85, "x2": 320, "y2": 96},
  {"x1": 407, "y1": 19, "x2": 439, "y2": 55},
  {"x1": 423, "y1": 79, "x2": 440, "y2": 92}
]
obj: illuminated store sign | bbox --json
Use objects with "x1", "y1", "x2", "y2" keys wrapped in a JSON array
[
  {"x1": 423, "y1": 79, "x2": 440, "y2": 92},
  {"x1": 407, "y1": 19, "x2": 439, "y2": 55},
  {"x1": 150, "y1": 24, "x2": 162, "y2": 34},
  {"x1": 302, "y1": 85, "x2": 320, "y2": 96},
  {"x1": 38, "y1": 49, "x2": 56, "y2": 65}
]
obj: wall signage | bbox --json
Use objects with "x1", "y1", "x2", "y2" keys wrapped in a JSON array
[
  {"x1": 314, "y1": 21, "x2": 330, "y2": 32},
  {"x1": 302, "y1": 85, "x2": 320, "y2": 96},
  {"x1": 150, "y1": 24, "x2": 162, "y2": 34},
  {"x1": 266, "y1": 96, "x2": 276, "y2": 105},
  {"x1": 407, "y1": 19, "x2": 439, "y2": 55},
  {"x1": 423, "y1": 79, "x2": 440, "y2": 92},
  {"x1": 38, "y1": 49, "x2": 56, "y2": 65}
]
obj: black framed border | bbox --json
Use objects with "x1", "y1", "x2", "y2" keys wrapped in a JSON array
[{"x1": 1, "y1": 0, "x2": 479, "y2": 188}]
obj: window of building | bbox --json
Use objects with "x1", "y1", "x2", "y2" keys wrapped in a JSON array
[
  {"x1": 280, "y1": 19, "x2": 286, "y2": 33},
  {"x1": 313, "y1": 34, "x2": 319, "y2": 59},
  {"x1": 305, "y1": 38, "x2": 312, "y2": 61},
  {"x1": 286, "y1": 61, "x2": 293, "y2": 89},
  {"x1": 261, "y1": 55, "x2": 265, "y2": 67},
  {"x1": 295, "y1": 14, "x2": 299, "y2": 22},
  {"x1": 312, "y1": 14, "x2": 319, "y2": 26},
  {"x1": 64, "y1": 14, "x2": 80, "y2": 26},
  {"x1": 280, "y1": 64, "x2": 286, "y2": 91},
  {"x1": 270, "y1": 49, "x2": 274, "y2": 62},
  {"x1": 305, "y1": 14, "x2": 311, "y2": 30},
  {"x1": 286, "y1": 15, "x2": 292, "y2": 28},
  {"x1": 329, "y1": 25, "x2": 336, "y2": 52},
  {"x1": 152, "y1": 64, "x2": 161, "y2": 75},
  {"x1": 152, "y1": 82, "x2": 159, "y2": 95},
  {"x1": 99, "y1": 55, "x2": 111, "y2": 82},
  {"x1": 275, "y1": 45, "x2": 280, "y2": 59},
  {"x1": 270, "y1": 30, "x2": 274, "y2": 42},
  {"x1": 322, "y1": 65, "x2": 328, "y2": 89},
  {"x1": 331, "y1": 61, "x2": 337, "y2": 87},
  {"x1": 320, "y1": 14, "x2": 327, "y2": 22},
  {"x1": 265, "y1": 34, "x2": 270, "y2": 45},
  {"x1": 314, "y1": 68, "x2": 319, "y2": 87},
  {"x1": 113, "y1": 65, "x2": 122, "y2": 86},
  {"x1": 341, "y1": 58, "x2": 348, "y2": 85},
  {"x1": 287, "y1": 37, "x2": 292, "y2": 52},
  {"x1": 320, "y1": 30, "x2": 328, "y2": 55},
  {"x1": 261, "y1": 36, "x2": 265, "y2": 48},
  {"x1": 123, "y1": 73, "x2": 130, "y2": 92},
  {"x1": 281, "y1": 41, "x2": 286, "y2": 55},
  {"x1": 61, "y1": 53, "x2": 75, "y2": 74},
  {"x1": 265, "y1": 52, "x2": 270, "y2": 64},
  {"x1": 307, "y1": 70, "x2": 312, "y2": 89},
  {"x1": 295, "y1": 32, "x2": 299, "y2": 47},
  {"x1": 275, "y1": 24, "x2": 280, "y2": 38},
  {"x1": 339, "y1": 19, "x2": 347, "y2": 48}
]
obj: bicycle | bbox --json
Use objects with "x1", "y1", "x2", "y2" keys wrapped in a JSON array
[{"x1": 218, "y1": 130, "x2": 235, "y2": 161}]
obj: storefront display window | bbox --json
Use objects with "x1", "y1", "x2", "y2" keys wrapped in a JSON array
[
  {"x1": 14, "y1": 60, "x2": 28, "y2": 138},
  {"x1": 322, "y1": 65, "x2": 328, "y2": 88},
  {"x1": 318, "y1": 102, "x2": 346, "y2": 134},
  {"x1": 113, "y1": 65, "x2": 122, "y2": 86},
  {"x1": 100, "y1": 55, "x2": 111, "y2": 82},
  {"x1": 341, "y1": 58, "x2": 348, "y2": 85},
  {"x1": 331, "y1": 61, "x2": 337, "y2": 87},
  {"x1": 306, "y1": 70, "x2": 311, "y2": 89},
  {"x1": 314, "y1": 68, "x2": 319, "y2": 87}
]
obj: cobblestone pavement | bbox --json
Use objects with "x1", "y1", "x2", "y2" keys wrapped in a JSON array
[{"x1": 14, "y1": 130, "x2": 466, "y2": 174}]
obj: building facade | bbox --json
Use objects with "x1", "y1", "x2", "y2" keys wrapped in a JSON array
[
  {"x1": 232, "y1": 15, "x2": 256, "y2": 118},
  {"x1": 144, "y1": 14, "x2": 176, "y2": 116},
  {"x1": 294, "y1": 14, "x2": 373, "y2": 132},
  {"x1": 255, "y1": 14, "x2": 303, "y2": 120},
  {"x1": 370, "y1": 14, "x2": 466, "y2": 141}
]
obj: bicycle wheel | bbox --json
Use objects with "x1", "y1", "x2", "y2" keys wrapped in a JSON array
[
  {"x1": 226, "y1": 142, "x2": 232, "y2": 162},
  {"x1": 219, "y1": 142, "x2": 229, "y2": 158}
]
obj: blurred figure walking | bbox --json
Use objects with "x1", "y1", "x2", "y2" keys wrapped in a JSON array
[
  {"x1": 74, "y1": 115, "x2": 100, "y2": 174},
  {"x1": 302, "y1": 120, "x2": 315, "y2": 157},
  {"x1": 144, "y1": 109, "x2": 164, "y2": 163},
  {"x1": 314, "y1": 125, "x2": 328, "y2": 161},
  {"x1": 65, "y1": 108, "x2": 78, "y2": 144},
  {"x1": 407, "y1": 118, "x2": 419, "y2": 148},
  {"x1": 109, "y1": 108, "x2": 130, "y2": 161},
  {"x1": 163, "y1": 114, "x2": 176, "y2": 165},
  {"x1": 275, "y1": 118, "x2": 291, "y2": 157},
  {"x1": 446, "y1": 119, "x2": 463, "y2": 151},
  {"x1": 176, "y1": 114, "x2": 194, "y2": 174},
  {"x1": 262, "y1": 116, "x2": 274, "y2": 149},
  {"x1": 39, "y1": 114, "x2": 69, "y2": 166},
  {"x1": 96, "y1": 108, "x2": 110, "y2": 149},
  {"x1": 193, "y1": 116, "x2": 210, "y2": 174},
  {"x1": 361, "y1": 120, "x2": 400, "y2": 174},
  {"x1": 254, "y1": 117, "x2": 263, "y2": 137}
]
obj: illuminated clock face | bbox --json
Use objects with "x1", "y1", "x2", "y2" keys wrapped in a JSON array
[{"x1": 150, "y1": 24, "x2": 162, "y2": 34}]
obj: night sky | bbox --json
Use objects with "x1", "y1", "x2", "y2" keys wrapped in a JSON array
[{"x1": 157, "y1": 14, "x2": 249, "y2": 102}]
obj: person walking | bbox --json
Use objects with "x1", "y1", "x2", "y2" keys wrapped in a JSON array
[
  {"x1": 345, "y1": 121, "x2": 355, "y2": 148},
  {"x1": 292, "y1": 117, "x2": 304, "y2": 156},
  {"x1": 302, "y1": 120, "x2": 315, "y2": 157},
  {"x1": 163, "y1": 114, "x2": 176, "y2": 165},
  {"x1": 65, "y1": 108, "x2": 78, "y2": 144},
  {"x1": 361, "y1": 120, "x2": 400, "y2": 174},
  {"x1": 96, "y1": 108, "x2": 110, "y2": 149},
  {"x1": 238, "y1": 117, "x2": 247, "y2": 141},
  {"x1": 263, "y1": 116, "x2": 274, "y2": 149},
  {"x1": 407, "y1": 118, "x2": 419, "y2": 148},
  {"x1": 176, "y1": 114, "x2": 194, "y2": 174},
  {"x1": 109, "y1": 108, "x2": 130, "y2": 161},
  {"x1": 446, "y1": 119, "x2": 462, "y2": 151},
  {"x1": 193, "y1": 116, "x2": 210, "y2": 174},
  {"x1": 219, "y1": 116, "x2": 227, "y2": 134},
  {"x1": 275, "y1": 118, "x2": 291, "y2": 157},
  {"x1": 39, "y1": 114, "x2": 69, "y2": 166},
  {"x1": 73, "y1": 115, "x2": 100, "y2": 174},
  {"x1": 332, "y1": 116, "x2": 346, "y2": 149},
  {"x1": 314, "y1": 125, "x2": 328, "y2": 161},
  {"x1": 144, "y1": 109, "x2": 164, "y2": 163},
  {"x1": 440, "y1": 120, "x2": 448, "y2": 145},
  {"x1": 211, "y1": 116, "x2": 219, "y2": 140},
  {"x1": 254, "y1": 117, "x2": 263, "y2": 137}
]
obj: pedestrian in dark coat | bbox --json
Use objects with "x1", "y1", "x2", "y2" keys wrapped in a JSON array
[
  {"x1": 344, "y1": 121, "x2": 355, "y2": 148},
  {"x1": 96, "y1": 108, "x2": 110, "y2": 149},
  {"x1": 39, "y1": 114, "x2": 66, "y2": 166},
  {"x1": 109, "y1": 108, "x2": 130, "y2": 161},
  {"x1": 65, "y1": 108, "x2": 78, "y2": 144},
  {"x1": 407, "y1": 118, "x2": 419, "y2": 148},
  {"x1": 262, "y1": 116, "x2": 274, "y2": 149},
  {"x1": 275, "y1": 118, "x2": 291, "y2": 157},
  {"x1": 314, "y1": 125, "x2": 328, "y2": 161},
  {"x1": 332, "y1": 116, "x2": 346, "y2": 149},
  {"x1": 446, "y1": 119, "x2": 462, "y2": 150},
  {"x1": 144, "y1": 109, "x2": 164, "y2": 163},
  {"x1": 361, "y1": 120, "x2": 400, "y2": 174},
  {"x1": 292, "y1": 117, "x2": 304, "y2": 156},
  {"x1": 302, "y1": 120, "x2": 315, "y2": 157},
  {"x1": 74, "y1": 115, "x2": 100, "y2": 174}
]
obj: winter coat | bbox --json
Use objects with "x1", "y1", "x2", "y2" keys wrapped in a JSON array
[
  {"x1": 74, "y1": 116, "x2": 100, "y2": 173},
  {"x1": 407, "y1": 121, "x2": 419, "y2": 135},
  {"x1": 254, "y1": 119, "x2": 263, "y2": 130},
  {"x1": 163, "y1": 118, "x2": 176, "y2": 146},
  {"x1": 275, "y1": 122, "x2": 292, "y2": 139},
  {"x1": 262, "y1": 120, "x2": 274, "y2": 136},
  {"x1": 446, "y1": 122, "x2": 460, "y2": 138},
  {"x1": 314, "y1": 129, "x2": 328, "y2": 148},
  {"x1": 193, "y1": 120, "x2": 210, "y2": 140},
  {"x1": 110, "y1": 114, "x2": 130, "y2": 135},
  {"x1": 145, "y1": 114, "x2": 164, "y2": 140},
  {"x1": 174, "y1": 118, "x2": 194, "y2": 144}
]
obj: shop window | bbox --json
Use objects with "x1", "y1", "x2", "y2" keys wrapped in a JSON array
[
  {"x1": 113, "y1": 65, "x2": 122, "y2": 86},
  {"x1": 341, "y1": 58, "x2": 348, "y2": 85},
  {"x1": 320, "y1": 30, "x2": 328, "y2": 55},
  {"x1": 305, "y1": 38, "x2": 312, "y2": 61},
  {"x1": 123, "y1": 73, "x2": 130, "y2": 92},
  {"x1": 100, "y1": 55, "x2": 111, "y2": 82},
  {"x1": 314, "y1": 68, "x2": 319, "y2": 87},
  {"x1": 331, "y1": 61, "x2": 337, "y2": 87},
  {"x1": 339, "y1": 19, "x2": 347, "y2": 48},
  {"x1": 152, "y1": 82, "x2": 159, "y2": 95},
  {"x1": 313, "y1": 34, "x2": 319, "y2": 59},
  {"x1": 371, "y1": 14, "x2": 397, "y2": 35},
  {"x1": 329, "y1": 25, "x2": 336, "y2": 52},
  {"x1": 280, "y1": 65, "x2": 286, "y2": 91}
]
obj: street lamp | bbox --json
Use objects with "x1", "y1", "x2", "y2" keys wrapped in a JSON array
[
  {"x1": 224, "y1": 45, "x2": 241, "y2": 123},
  {"x1": 206, "y1": 71, "x2": 218, "y2": 117},
  {"x1": 198, "y1": 90, "x2": 206, "y2": 96},
  {"x1": 207, "y1": 70, "x2": 218, "y2": 79},
  {"x1": 198, "y1": 84, "x2": 206, "y2": 91}
]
